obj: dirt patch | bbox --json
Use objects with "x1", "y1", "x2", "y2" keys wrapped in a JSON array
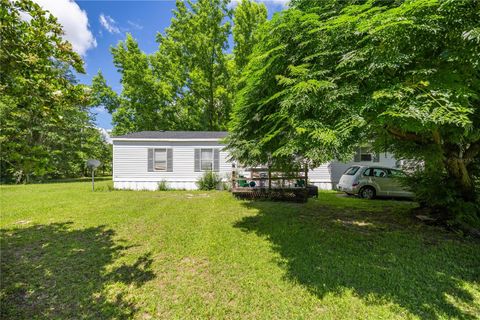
[
  {"x1": 15, "y1": 220, "x2": 32, "y2": 225},
  {"x1": 186, "y1": 193, "x2": 210, "y2": 198}
]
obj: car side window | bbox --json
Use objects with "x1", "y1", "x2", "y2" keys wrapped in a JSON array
[
  {"x1": 363, "y1": 168, "x2": 372, "y2": 176},
  {"x1": 372, "y1": 168, "x2": 388, "y2": 178}
]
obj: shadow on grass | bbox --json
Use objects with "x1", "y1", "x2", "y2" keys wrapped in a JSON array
[
  {"x1": 0, "y1": 222, "x2": 154, "y2": 319},
  {"x1": 234, "y1": 201, "x2": 480, "y2": 319}
]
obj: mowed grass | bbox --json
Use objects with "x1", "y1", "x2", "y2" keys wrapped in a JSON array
[{"x1": 1, "y1": 181, "x2": 479, "y2": 319}]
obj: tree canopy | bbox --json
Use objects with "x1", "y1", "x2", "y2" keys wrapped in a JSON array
[
  {"x1": 0, "y1": 0, "x2": 111, "y2": 182},
  {"x1": 233, "y1": 0, "x2": 267, "y2": 72},
  {"x1": 93, "y1": 0, "x2": 268, "y2": 135},
  {"x1": 228, "y1": 0, "x2": 480, "y2": 221}
]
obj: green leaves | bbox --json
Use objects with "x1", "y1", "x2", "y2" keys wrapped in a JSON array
[
  {"x1": 0, "y1": 0, "x2": 110, "y2": 182},
  {"x1": 228, "y1": 0, "x2": 480, "y2": 208},
  {"x1": 233, "y1": 0, "x2": 267, "y2": 71}
]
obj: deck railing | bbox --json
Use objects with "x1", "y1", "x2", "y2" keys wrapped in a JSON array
[{"x1": 231, "y1": 165, "x2": 311, "y2": 202}]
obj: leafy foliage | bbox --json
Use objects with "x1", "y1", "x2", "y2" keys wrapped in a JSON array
[
  {"x1": 196, "y1": 171, "x2": 222, "y2": 190},
  {"x1": 0, "y1": 0, "x2": 111, "y2": 182},
  {"x1": 157, "y1": 180, "x2": 169, "y2": 191},
  {"x1": 233, "y1": 0, "x2": 267, "y2": 72},
  {"x1": 228, "y1": 0, "x2": 480, "y2": 221},
  {"x1": 94, "y1": 0, "x2": 239, "y2": 134},
  {"x1": 93, "y1": 0, "x2": 268, "y2": 135},
  {"x1": 405, "y1": 167, "x2": 480, "y2": 228}
]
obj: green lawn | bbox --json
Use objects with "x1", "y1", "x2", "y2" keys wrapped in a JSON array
[{"x1": 1, "y1": 181, "x2": 479, "y2": 319}]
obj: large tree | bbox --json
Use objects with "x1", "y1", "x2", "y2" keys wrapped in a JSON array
[
  {"x1": 0, "y1": 0, "x2": 109, "y2": 182},
  {"x1": 154, "y1": 0, "x2": 233, "y2": 131},
  {"x1": 233, "y1": 0, "x2": 267, "y2": 72},
  {"x1": 95, "y1": 0, "x2": 233, "y2": 133},
  {"x1": 92, "y1": 35, "x2": 177, "y2": 135},
  {"x1": 228, "y1": 0, "x2": 480, "y2": 222}
]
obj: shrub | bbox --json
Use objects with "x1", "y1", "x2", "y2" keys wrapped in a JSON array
[
  {"x1": 196, "y1": 171, "x2": 222, "y2": 190},
  {"x1": 221, "y1": 180, "x2": 231, "y2": 191},
  {"x1": 158, "y1": 180, "x2": 169, "y2": 191},
  {"x1": 403, "y1": 167, "x2": 480, "y2": 229}
]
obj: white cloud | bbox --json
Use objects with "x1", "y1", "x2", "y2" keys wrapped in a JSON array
[
  {"x1": 33, "y1": 0, "x2": 96, "y2": 56},
  {"x1": 127, "y1": 20, "x2": 143, "y2": 30},
  {"x1": 99, "y1": 14, "x2": 120, "y2": 34}
]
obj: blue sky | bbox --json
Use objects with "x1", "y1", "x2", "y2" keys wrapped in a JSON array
[{"x1": 34, "y1": 0, "x2": 288, "y2": 129}]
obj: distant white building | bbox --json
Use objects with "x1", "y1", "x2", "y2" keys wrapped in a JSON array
[{"x1": 112, "y1": 131, "x2": 397, "y2": 191}]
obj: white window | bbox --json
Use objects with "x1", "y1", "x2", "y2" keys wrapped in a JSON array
[
  {"x1": 200, "y1": 149, "x2": 213, "y2": 171},
  {"x1": 154, "y1": 149, "x2": 167, "y2": 171}
]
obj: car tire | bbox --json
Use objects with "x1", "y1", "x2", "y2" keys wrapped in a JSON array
[{"x1": 359, "y1": 186, "x2": 376, "y2": 199}]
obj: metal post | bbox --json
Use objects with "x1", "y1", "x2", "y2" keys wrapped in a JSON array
[{"x1": 92, "y1": 169, "x2": 94, "y2": 192}]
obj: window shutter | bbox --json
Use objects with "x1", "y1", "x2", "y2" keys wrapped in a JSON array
[
  {"x1": 194, "y1": 149, "x2": 200, "y2": 172},
  {"x1": 213, "y1": 149, "x2": 220, "y2": 172},
  {"x1": 167, "y1": 149, "x2": 173, "y2": 172},
  {"x1": 147, "y1": 148, "x2": 154, "y2": 172},
  {"x1": 373, "y1": 153, "x2": 380, "y2": 162},
  {"x1": 353, "y1": 148, "x2": 361, "y2": 162}
]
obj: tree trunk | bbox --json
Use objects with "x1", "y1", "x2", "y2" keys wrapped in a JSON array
[{"x1": 444, "y1": 155, "x2": 476, "y2": 202}]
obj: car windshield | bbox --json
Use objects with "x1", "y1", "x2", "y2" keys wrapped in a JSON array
[{"x1": 344, "y1": 166, "x2": 360, "y2": 175}]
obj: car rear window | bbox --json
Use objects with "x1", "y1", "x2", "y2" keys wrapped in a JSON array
[{"x1": 344, "y1": 166, "x2": 360, "y2": 175}]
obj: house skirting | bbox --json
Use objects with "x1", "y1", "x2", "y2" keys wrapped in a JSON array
[
  {"x1": 114, "y1": 181, "x2": 198, "y2": 191},
  {"x1": 114, "y1": 180, "x2": 335, "y2": 191}
]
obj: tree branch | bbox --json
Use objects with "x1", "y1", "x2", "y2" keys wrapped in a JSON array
[{"x1": 385, "y1": 126, "x2": 429, "y2": 145}]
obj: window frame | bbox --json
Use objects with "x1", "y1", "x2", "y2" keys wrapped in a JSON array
[
  {"x1": 153, "y1": 148, "x2": 167, "y2": 172},
  {"x1": 344, "y1": 166, "x2": 360, "y2": 176},
  {"x1": 200, "y1": 148, "x2": 214, "y2": 172},
  {"x1": 363, "y1": 168, "x2": 373, "y2": 176},
  {"x1": 359, "y1": 147, "x2": 372, "y2": 162},
  {"x1": 371, "y1": 168, "x2": 389, "y2": 178},
  {"x1": 354, "y1": 147, "x2": 379, "y2": 163}
]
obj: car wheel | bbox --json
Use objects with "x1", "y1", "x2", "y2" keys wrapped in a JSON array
[{"x1": 359, "y1": 186, "x2": 376, "y2": 199}]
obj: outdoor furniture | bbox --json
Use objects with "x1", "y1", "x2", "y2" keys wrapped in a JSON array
[
  {"x1": 237, "y1": 179, "x2": 249, "y2": 187},
  {"x1": 295, "y1": 179, "x2": 305, "y2": 188},
  {"x1": 231, "y1": 165, "x2": 311, "y2": 202}
]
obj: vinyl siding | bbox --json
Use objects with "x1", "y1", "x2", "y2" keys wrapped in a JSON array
[{"x1": 113, "y1": 140, "x2": 231, "y2": 184}]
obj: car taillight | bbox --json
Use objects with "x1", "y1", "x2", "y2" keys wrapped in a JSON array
[{"x1": 352, "y1": 182, "x2": 359, "y2": 187}]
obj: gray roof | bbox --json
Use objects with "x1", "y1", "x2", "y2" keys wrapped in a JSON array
[{"x1": 112, "y1": 131, "x2": 228, "y2": 140}]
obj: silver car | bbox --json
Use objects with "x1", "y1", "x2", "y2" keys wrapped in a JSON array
[{"x1": 337, "y1": 165, "x2": 414, "y2": 199}]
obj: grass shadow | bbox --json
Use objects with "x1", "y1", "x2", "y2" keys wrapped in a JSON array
[
  {"x1": 0, "y1": 222, "x2": 154, "y2": 319},
  {"x1": 234, "y1": 199, "x2": 480, "y2": 319}
]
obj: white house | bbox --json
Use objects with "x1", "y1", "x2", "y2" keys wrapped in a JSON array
[
  {"x1": 112, "y1": 131, "x2": 397, "y2": 191},
  {"x1": 112, "y1": 131, "x2": 230, "y2": 190}
]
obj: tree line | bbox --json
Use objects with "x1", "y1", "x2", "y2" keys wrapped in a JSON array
[{"x1": 1, "y1": 0, "x2": 111, "y2": 183}]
